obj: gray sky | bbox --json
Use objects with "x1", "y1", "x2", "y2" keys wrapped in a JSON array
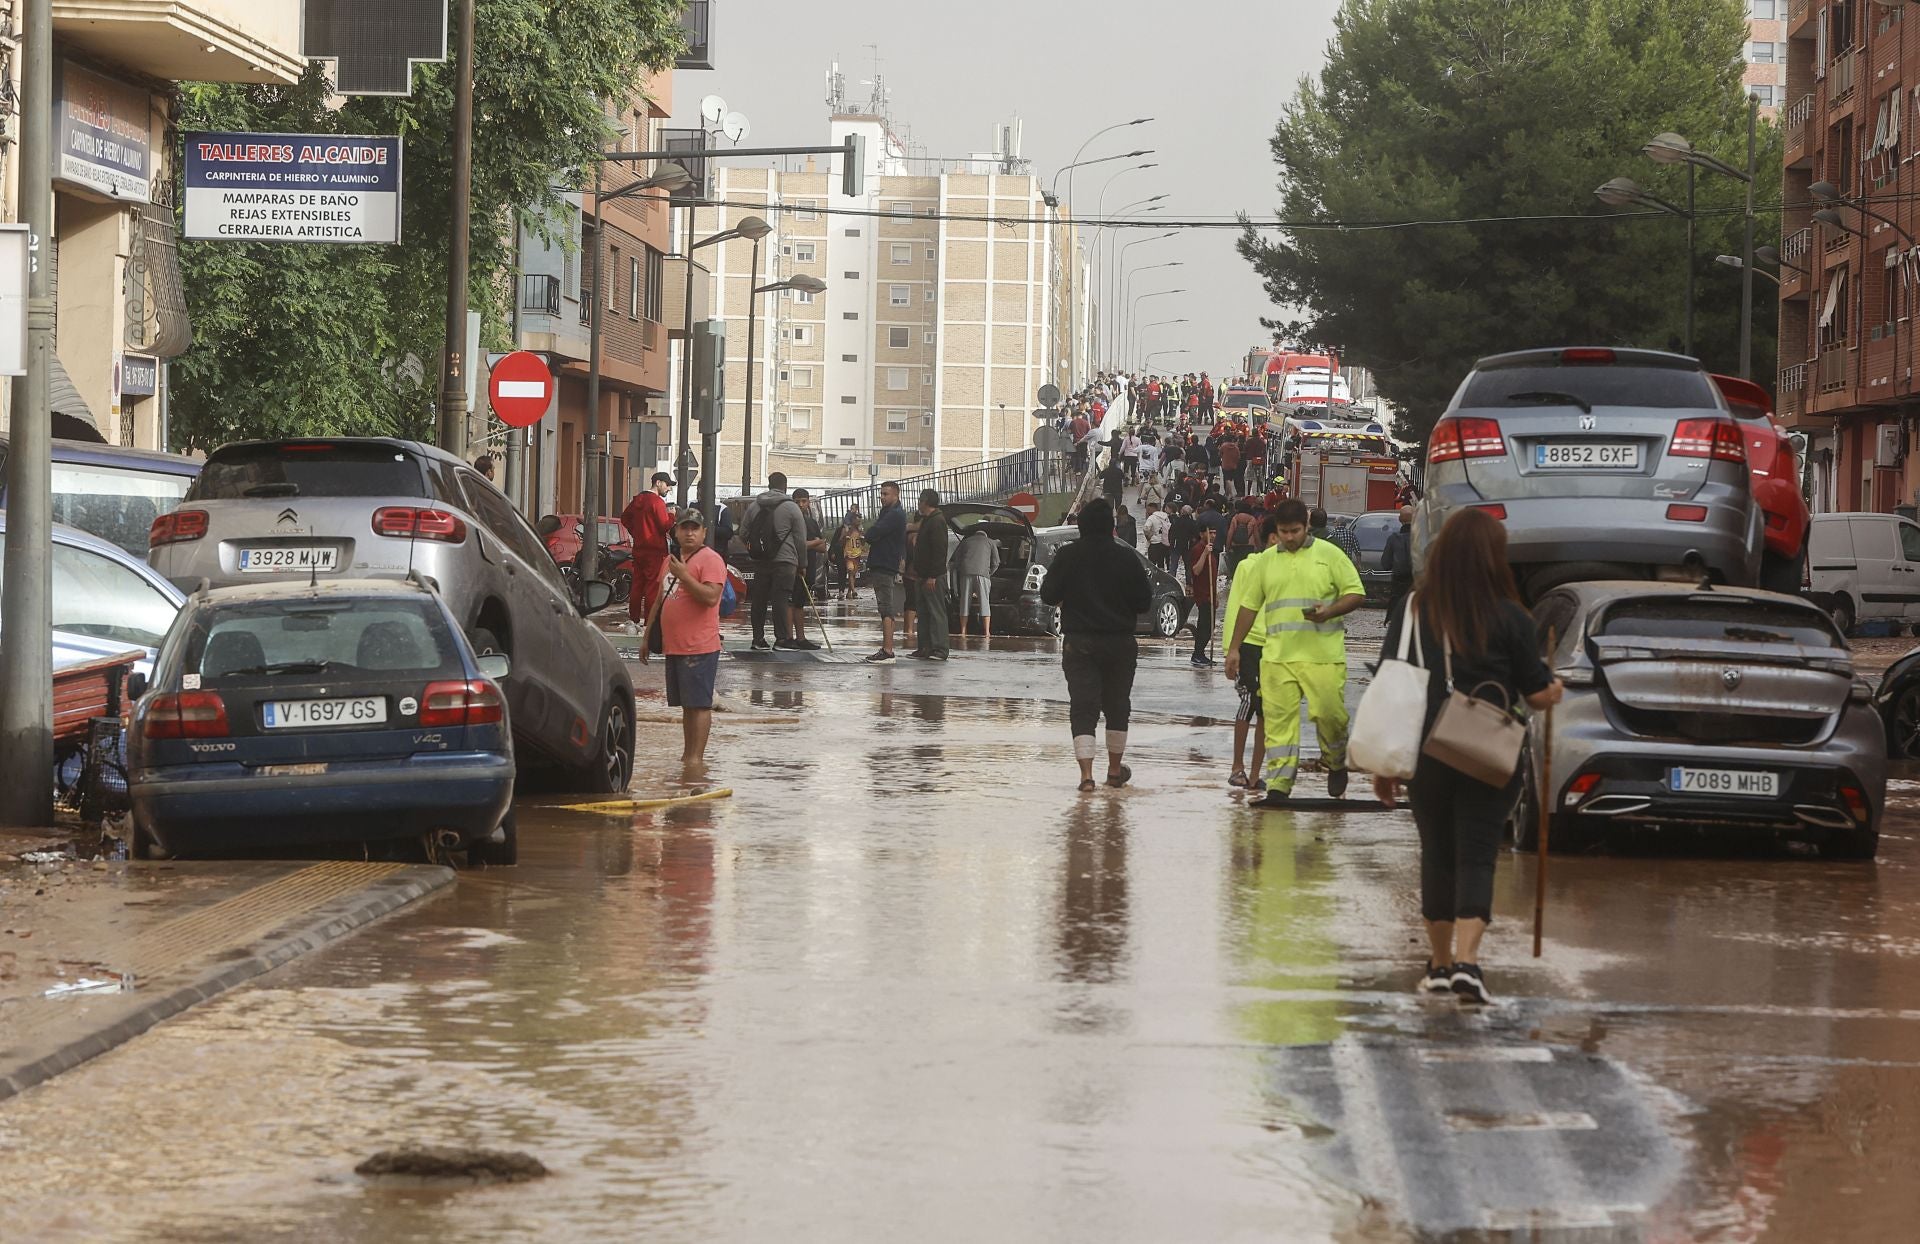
[{"x1": 671, "y1": 0, "x2": 1344, "y2": 380}]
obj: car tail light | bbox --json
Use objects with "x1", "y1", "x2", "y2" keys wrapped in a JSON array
[
  {"x1": 150, "y1": 509, "x2": 209, "y2": 547},
  {"x1": 1840, "y1": 782, "x2": 1870, "y2": 823},
  {"x1": 1565, "y1": 772, "x2": 1602, "y2": 805},
  {"x1": 1764, "y1": 510, "x2": 1788, "y2": 533},
  {"x1": 1666, "y1": 504, "x2": 1708, "y2": 522},
  {"x1": 1470, "y1": 503, "x2": 1507, "y2": 520},
  {"x1": 1670, "y1": 418, "x2": 1746, "y2": 463},
  {"x1": 419, "y1": 679, "x2": 505, "y2": 727},
  {"x1": 1428, "y1": 417, "x2": 1506, "y2": 463},
  {"x1": 373, "y1": 507, "x2": 467, "y2": 542},
  {"x1": 142, "y1": 691, "x2": 229, "y2": 739},
  {"x1": 1560, "y1": 348, "x2": 1616, "y2": 365}
]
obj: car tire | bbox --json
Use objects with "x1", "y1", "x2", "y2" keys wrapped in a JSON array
[
  {"x1": 574, "y1": 694, "x2": 634, "y2": 794},
  {"x1": 1828, "y1": 594, "x2": 1857, "y2": 636},
  {"x1": 1888, "y1": 681, "x2": 1920, "y2": 758},
  {"x1": 1153, "y1": 597, "x2": 1182, "y2": 639},
  {"x1": 130, "y1": 819, "x2": 169, "y2": 861},
  {"x1": 467, "y1": 812, "x2": 518, "y2": 867},
  {"x1": 1760, "y1": 546, "x2": 1806, "y2": 596},
  {"x1": 469, "y1": 626, "x2": 505, "y2": 657},
  {"x1": 1827, "y1": 824, "x2": 1880, "y2": 860}
]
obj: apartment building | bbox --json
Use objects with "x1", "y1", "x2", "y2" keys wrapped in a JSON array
[
  {"x1": 683, "y1": 111, "x2": 1088, "y2": 491},
  {"x1": 1748, "y1": 0, "x2": 1789, "y2": 117},
  {"x1": 2, "y1": 1, "x2": 305, "y2": 448},
  {"x1": 1778, "y1": 0, "x2": 1920, "y2": 514}
]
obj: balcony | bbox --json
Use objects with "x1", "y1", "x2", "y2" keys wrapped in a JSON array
[
  {"x1": 54, "y1": 1, "x2": 303, "y2": 85},
  {"x1": 1780, "y1": 363, "x2": 1810, "y2": 416},
  {"x1": 520, "y1": 274, "x2": 561, "y2": 318},
  {"x1": 1790, "y1": 0, "x2": 1809, "y2": 25},
  {"x1": 1818, "y1": 348, "x2": 1852, "y2": 393},
  {"x1": 1784, "y1": 94, "x2": 1815, "y2": 163},
  {"x1": 676, "y1": 0, "x2": 714, "y2": 70},
  {"x1": 641, "y1": 319, "x2": 660, "y2": 352},
  {"x1": 1782, "y1": 226, "x2": 1813, "y2": 269},
  {"x1": 1829, "y1": 48, "x2": 1859, "y2": 105}
]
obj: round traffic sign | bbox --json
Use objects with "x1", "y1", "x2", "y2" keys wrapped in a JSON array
[
  {"x1": 1007, "y1": 491, "x2": 1040, "y2": 521},
  {"x1": 489, "y1": 351, "x2": 554, "y2": 428},
  {"x1": 1037, "y1": 383, "x2": 1062, "y2": 409}
]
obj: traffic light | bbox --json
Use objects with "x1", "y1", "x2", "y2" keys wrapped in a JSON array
[
  {"x1": 842, "y1": 133, "x2": 866, "y2": 198},
  {"x1": 693, "y1": 319, "x2": 726, "y2": 434}
]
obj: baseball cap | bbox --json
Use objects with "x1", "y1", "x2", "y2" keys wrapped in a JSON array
[{"x1": 652, "y1": 471, "x2": 675, "y2": 486}]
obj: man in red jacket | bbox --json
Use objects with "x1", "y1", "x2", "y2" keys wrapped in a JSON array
[{"x1": 622, "y1": 471, "x2": 676, "y2": 627}]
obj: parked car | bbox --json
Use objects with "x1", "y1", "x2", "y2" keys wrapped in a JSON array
[
  {"x1": 1025, "y1": 521, "x2": 1191, "y2": 638},
  {"x1": 128, "y1": 578, "x2": 517, "y2": 863},
  {"x1": 1803, "y1": 512, "x2": 1920, "y2": 636},
  {"x1": 0, "y1": 512, "x2": 184, "y2": 667},
  {"x1": 1709, "y1": 373, "x2": 1810, "y2": 594},
  {"x1": 1515, "y1": 582, "x2": 1884, "y2": 858},
  {"x1": 1341, "y1": 511, "x2": 1400, "y2": 603},
  {"x1": 147, "y1": 437, "x2": 633, "y2": 791},
  {"x1": 1416, "y1": 347, "x2": 1764, "y2": 599},
  {"x1": 0, "y1": 436, "x2": 201, "y2": 557},
  {"x1": 1874, "y1": 644, "x2": 1920, "y2": 759},
  {"x1": 540, "y1": 514, "x2": 633, "y2": 566}
]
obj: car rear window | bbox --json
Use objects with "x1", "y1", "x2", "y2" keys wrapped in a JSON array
[
  {"x1": 48, "y1": 463, "x2": 193, "y2": 557},
  {"x1": 1352, "y1": 517, "x2": 1395, "y2": 552},
  {"x1": 185, "y1": 598, "x2": 461, "y2": 680},
  {"x1": 1595, "y1": 598, "x2": 1840, "y2": 648},
  {"x1": 191, "y1": 443, "x2": 425, "y2": 501},
  {"x1": 1460, "y1": 365, "x2": 1719, "y2": 411}
]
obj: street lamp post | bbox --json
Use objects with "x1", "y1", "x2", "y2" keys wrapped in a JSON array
[
  {"x1": 1122, "y1": 263, "x2": 1182, "y2": 366},
  {"x1": 1115, "y1": 233, "x2": 1176, "y2": 362},
  {"x1": 1595, "y1": 174, "x2": 1696, "y2": 355},
  {"x1": 1082, "y1": 160, "x2": 1156, "y2": 363},
  {"x1": 1143, "y1": 349, "x2": 1191, "y2": 372},
  {"x1": 581, "y1": 161, "x2": 693, "y2": 584},
  {"x1": 1134, "y1": 317, "x2": 1189, "y2": 366},
  {"x1": 1057, "y1": 118, "x2": 1153, "y2": 385},
  {"x1": 674, "y1": 213, "x2": 773, "y2": 520},
  {"x1": 740, "y1": 270, "x2": 827, "y2": 502},
  {"x1": 1716, "y1": 254, "x2": 1781, "y2": 286},
  {"x1": 1129, "y1": 289, "x2": 1187, "y2": 369},
  {"x1": 1639, "y1": 105, "x2": 1760, "y2": 377}
]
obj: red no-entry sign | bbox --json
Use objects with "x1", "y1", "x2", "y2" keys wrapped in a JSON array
[
  {"x1": 489, "y1": 351, "x2": 553, "y2": 428},
  {"x1": 1007, "y1": 491, "x2": 1040, "y2": 521}
]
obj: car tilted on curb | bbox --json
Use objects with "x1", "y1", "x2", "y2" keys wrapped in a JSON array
[
  {"x1": 128, "y1": 578, "x2": 518, "y2": 863},
  {"x1": 148, "y1": 437, "x2": 634, "y2": 792},
  {"x1": 1512, "y1": 582, "x2": 1885, "y2": 858}
]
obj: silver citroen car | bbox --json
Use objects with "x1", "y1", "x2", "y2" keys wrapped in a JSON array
[{"x1": 1511, "y1": 582, "x2": 1885, "y2": 858}]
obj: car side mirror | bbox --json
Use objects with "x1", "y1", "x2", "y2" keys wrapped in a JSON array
[
  {"x1": 475, "y1": 652, "x2": 511, "y2": 681},
  {"x1": 126, "y1": 671, "x2": 148, "y2": 701},
  {"x1": 579, "y1": 580, "x2": 615, "y2": 615}
]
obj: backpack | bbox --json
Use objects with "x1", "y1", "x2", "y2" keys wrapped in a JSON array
[
  {"x1": 720, "y1": 568, "x2": 740, "y2": 617},
  {"x1": 1229, "y1": 514, "x2": 1255, "y2": 551},
  {"x1": 744, "y1": 500, "x2": 780, "y2": 562}
]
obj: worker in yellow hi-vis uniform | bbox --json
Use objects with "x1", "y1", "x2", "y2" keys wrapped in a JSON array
[{"x1": 1224, "y1": 499, "x2": 1366, "y2": 807}]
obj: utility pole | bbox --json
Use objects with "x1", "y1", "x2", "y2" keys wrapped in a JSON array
[
  {"x1": 583, "y1": 160, "x2": 606, "y2": 585},
  {"x1": 0, "y1": 0, "x2": 55, "y2": 826},
  {"x1": 438, "y1": 0, "x2": 476, "y2": 455}
]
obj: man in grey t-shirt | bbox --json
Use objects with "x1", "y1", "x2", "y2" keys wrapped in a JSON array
[{"x1": 743, "y1": 471, "x2": 807, "y2": 651}]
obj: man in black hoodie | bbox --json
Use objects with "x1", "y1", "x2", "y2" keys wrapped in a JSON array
[
  {"x1": 1039, "y1": 498, "x2": 1154, "y2": 792},
  {"x1": 908, "y1": 488, "x2": 952, "y2": 660}
]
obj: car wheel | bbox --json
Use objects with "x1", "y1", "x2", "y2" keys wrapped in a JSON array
[
  {"x1": 1888, "y1": 681, "x2": 1920, "y2": 758},
  {"x1": 130, "y1": 819, "x2": 169, "y2": 861},
  {"x1": 1828, "y1": 594, "x2": 1856, "y2": 636},
  {"x1": 610, "y1": 571, "x2": 633, "y2": 604},
  {"x1": 1154, "y1": 597, "x2": 1182, "y2": 639},
  {"x1": 467, "y1": 812, "x2": 518, "y2": 867},
  {"x1": 1507, "y1": 758, "x2": 1541, "y2": 852},
  {"x1": 1827, "y1": 824, "x2": 1880, "y2": 860},
  {"x1": 576, "y1": 695, "x2": 634, "y2": 794},
  {"x1": 1759, "y1": 547, "x2": 1805, "y2": 596},
  {"x1": 469, "y1": 626, "x2": 504, "y2": 657}
]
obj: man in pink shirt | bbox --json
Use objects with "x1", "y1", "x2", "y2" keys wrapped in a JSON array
[{"x1": 638, "y1": 510, "x2": 726, "y2": 773}]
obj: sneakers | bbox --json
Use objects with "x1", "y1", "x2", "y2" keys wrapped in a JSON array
[
  {"x1": 1419, "y1": 962, "x2": 1454, "y2": 995},
  {"x1": 1189, "y1": 655, "x2": 1214, "y2": 668},
  {"x1": 863, "y1": 649, "x2": 897, "y2": 663},
  {"x1": 929, "y1": 651, "x2": 949, "y2": 662},
  {"x1": 907, "y1": 649, "x2": 934, "y2": 660},
  {"x1": 750, "y1": 639, "x2": 773, "y2": 652},
  {"x1": 791, "y1": 638, "x2": 822, "y2": 651},
  {"x1": 1451, "y1": 962, "x2": 1494, "y2": 1006},
  {"x1": 773, "y1": 639, "x2": 807, "y2": 650},
  {"x1": 1327, "y1": 769, "x2": 1349, "y2": 799}
]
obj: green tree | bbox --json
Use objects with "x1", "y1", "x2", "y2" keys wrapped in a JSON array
[
  {"x1": 1241, "y1": 0, "x2": 1777, "y2": 446},
  {"x1": 170, "y1": 0, "x2": 684, "y2": 450}
]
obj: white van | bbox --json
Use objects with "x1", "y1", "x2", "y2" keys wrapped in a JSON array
[{"x1": 1806, "y1": 512, "x2": 1920, "y2": 633}]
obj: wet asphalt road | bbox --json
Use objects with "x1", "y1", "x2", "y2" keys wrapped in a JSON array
[{"x1": 4, "y1": 603, "x2": 1920, "y2": 1242}]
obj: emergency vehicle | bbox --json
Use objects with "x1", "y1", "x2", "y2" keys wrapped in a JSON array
[{"x1": 1275, "y1": 415, "x2": 1402, "y2": 514}]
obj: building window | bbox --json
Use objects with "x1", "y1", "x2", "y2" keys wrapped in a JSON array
[
  {"x1": 890, "y1": 243, "x2": 913, "y2": 265},
  {"x1": 778, "y1": 368, "x2": 790, "y2": 381},
  {"x1": 889, "y1": 283, "x2": 911, "y2": 306},
  {"x1": 1748, "y1": 84, "x2": 1776, "y2": 107},
  {"x1": 629, "y1": 256, "x2": 640, "y2": 318},
  {"x1": 792, "y1": 199, "x2": 818, "y2": 220},
  {"x1": 608, "y1": 246, "x2": 620, "y2": 310},
  {"x1": 842, "y1": 353, "x2": 859, "y2": 362},
  {"x1": 888, "y1": 201, "x2": 913, "y2": 217},
  {"x1": 792, "y1": 326, "x2": 813, "y2": 345},
  {"x1": 841, "y1": 395, "x2": 858, "y2": 404},
  {"x1": 1750, "y1": 41, "x2": 1774, "y2": 65},
  {"x1": 926, "y1": 246, "x2": 937, "y2": 260},
  {"x1": 888, "y1": 327, "x2": 910, "y2": 348},
  {"x1": 923, "y1": 331, "x2": 936, "y2": 345},
  {"x1": 886, "y1": 452, "x2": 906, "y2": 464},
  {"x1": 794, "y1": 243, "x2": 816, "y2": 263},
  {"x1": 886, "y1": 412, "x2": 908, "y2": 432},
  {"x1": 644, "y1": 249, "x2": 664, "y2": 320},
  {"x1": 924, "y1": 288, "x2": 935, "y2": 302},
  {"x1": 844, "y1": 271, "x2": 861, "y2": 280},
  {"x1": 791, "y1": 409, "x2": 812, "y2": 430},
  {"x1": 791, "y1": 366, "x2": 813, "y2": 388},
  {"x1": 794, "y1": 289, "x2": 816, "y2": 304},
  {"x1": 887, "y1": 367, "x2": 910, "y2": 390},
  {"x1": 922, "y1": 369, "x2": 932, "y2": 385},
  {"x1": 843, "y1": 311, "x2": 860, "y2": 320},
  {"x1": 1750, "y1": 0, "x2": 1776, "y2": 17},
  {"x1": 845, "y1": 228, "x2": 861, "y2": 237}
]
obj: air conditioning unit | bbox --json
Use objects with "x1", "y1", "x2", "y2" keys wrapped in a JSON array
[{"x1": 1877, "y1": 423, "x2": 1902, "y2": 468}]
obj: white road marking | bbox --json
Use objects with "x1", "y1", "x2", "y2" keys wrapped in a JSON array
[
  {"x1": 1446, "y1": 1110, "x2": 1598, "y2": 1132},
  {"x1": 1418, "y1": 1046, "x2": 1554, "y2": 1064}
]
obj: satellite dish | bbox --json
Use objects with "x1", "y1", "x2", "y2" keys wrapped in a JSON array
[
  {"x1": 700, "y1": 95, "x2": 729, "y2": 127},
  {"x1": 1037, "y1": 383, "x2": 1062, "y2": 408},
  {"x1": 723, "y1": 112, "x2": 751, "y2": 143}
]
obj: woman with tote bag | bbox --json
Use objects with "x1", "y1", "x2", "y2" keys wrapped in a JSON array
[{"x1": 1371, "y1": 508, "x2": 1561, "y2": 1006}]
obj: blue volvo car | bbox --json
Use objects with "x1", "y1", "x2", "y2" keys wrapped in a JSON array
[{"x1": 128, "y1": 576, "x2": 517, "y2": 864}]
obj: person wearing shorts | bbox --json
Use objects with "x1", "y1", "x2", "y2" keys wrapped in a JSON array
[
  {"x1": 863, "y1": 482, "x2": 908, "y2": 662},
  {"x1": 1222, "y1": 514, "x2": 1280, "y2": 791},
  {"x1": 638, "y1": 510, "x2": 726, "y2": 774}
]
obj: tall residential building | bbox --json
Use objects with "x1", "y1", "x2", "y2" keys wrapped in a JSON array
[
  {"x1": 1779, "y1": 0, "x2": 1920, "y2": 514},
  {"x1": 680, "y1": 101, "x2": 1089, "y2": 491},
  {"x1": 3, "y1": 2, "x2": 306, "y2": 448},
  {"x1": 1747, "y1": 0, "x2": 1788, "y2": 117}
]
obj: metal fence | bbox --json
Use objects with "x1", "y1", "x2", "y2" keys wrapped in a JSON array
[{"x1": 811, "y1": 448, "x2": 1068, "y2": 531}]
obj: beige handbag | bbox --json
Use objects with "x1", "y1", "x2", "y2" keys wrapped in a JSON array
[{"x1": 1420, "y1": 630, "x2": 1526, "y2": 787}]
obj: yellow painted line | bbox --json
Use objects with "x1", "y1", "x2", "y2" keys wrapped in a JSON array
[{"x1": 559, "y1": 788, "x2": 734, "y2": 815}]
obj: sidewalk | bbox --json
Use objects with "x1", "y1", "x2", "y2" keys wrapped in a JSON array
[{"x1": 0, "y1": 830, "x2": 451, "y2": 1100}]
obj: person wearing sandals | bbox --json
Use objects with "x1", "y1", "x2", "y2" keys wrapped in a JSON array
[
  {"x1": 1223, "y1": 512, "x2": 1281, "y2": 792},
  {"x1": 1039, "y1": 498, "x2": 1154, "y2": 792},
  {"x1": 1372, "y1": 508, "x2": 1563, "y2": 1007}
]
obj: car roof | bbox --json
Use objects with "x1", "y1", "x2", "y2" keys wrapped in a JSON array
[
  {"x1": 1, "y1": 436, "x2": 203, "y2": 476},
  {"x1": 944, "y1": 501, "x2": 1033, "y2": 529},
  {"x1": 205, "y1": 435, "x2": 456, "y2": 465},
  {"x1": 0, "y1": 508, "x2": 187, "y2": 607},
  {"x1": 1470, "y1": 346, "x2": 1705, "y2": 372},
  {"x1": 1542, "y1": 580, "x2": 1823, "y2": 609},
  {"x1": 191, "y1": 578, "x2": 442, "y2": 607}
]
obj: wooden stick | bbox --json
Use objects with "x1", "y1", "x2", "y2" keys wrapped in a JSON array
[{"x1": 1533, "y1": 630, "x2": 1556, "y2": 959}]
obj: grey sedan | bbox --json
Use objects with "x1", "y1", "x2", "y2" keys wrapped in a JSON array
[{"x1": 1511, "y1": 582, "x2": 1885, "y2": 858}]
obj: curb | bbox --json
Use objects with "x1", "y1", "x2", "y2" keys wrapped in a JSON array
[{"x1": 0, "y1": 863, "x2": 454, "y2": 1102}]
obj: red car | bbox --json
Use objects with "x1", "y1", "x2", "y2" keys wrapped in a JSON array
[
  {"x1": 1710, "y1": 374, "x2": 1810, "y2": 594},
  {"x1": 540, "y1": 515, "x2": 632, "y2": 567}
]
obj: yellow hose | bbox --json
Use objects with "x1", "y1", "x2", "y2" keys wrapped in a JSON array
[{"x1": 559, "y1": 788, "x2": 734, "y2": 815}]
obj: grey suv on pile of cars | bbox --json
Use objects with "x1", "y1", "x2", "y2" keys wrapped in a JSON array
[
  {"x1": 147, "y1": 437, "x2": 634, "y2": 791},
  {"x1": 1416, "y1": 347, "x2": 1763, "y2": 598}
]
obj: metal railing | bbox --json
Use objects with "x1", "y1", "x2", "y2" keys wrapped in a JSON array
[
  {"x1": 1790, "y1": 0, "x2": 1808, "y2": 24},
  {"x1": 1782, "y1": 226, "x2": 1813, "y2": 267},
  {"x1": 1785, "y1": 94, "x2": 1815, "y2": 151},
  {"x1": 520, "y1": 273, "x2": 560, "y2": 317},
  {"x1": 1818, "y1": 348, "x2": 1851, "y2": 393},
  {"x1": 1829, "y1": 49, "x2": 1859, "y2": 105},
  {"x1": 811, "y1": 448, "x2": 1068, "y2": 532},
  {"x1": 677, "y1": 0, "x2": 714, "y2": 70},
  {"x1": 1780, "y1": 363, "x2": 1809, "y2": 415}
]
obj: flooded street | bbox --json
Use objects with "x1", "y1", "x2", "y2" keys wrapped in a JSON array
[{"x1": 5, "y1": 610, "x2": 1920, "y2": 1242}]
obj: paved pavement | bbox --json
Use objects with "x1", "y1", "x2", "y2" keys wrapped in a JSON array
[{"x1": 1, "y1": 604, "x2": 1916, "y2": 1242}]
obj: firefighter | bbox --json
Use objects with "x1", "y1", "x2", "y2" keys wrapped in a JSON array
[{"x1": 1223, "y1": 497, "x2": 1366, "y2": 807}]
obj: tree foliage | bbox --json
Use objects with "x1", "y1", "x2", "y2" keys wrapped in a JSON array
[
  {"x1": 169, "y1": 0, "x2": 684, "y2": 450},
  {"x1": 1241, "y1": 0, "x2": 1779, "y2": 445}
]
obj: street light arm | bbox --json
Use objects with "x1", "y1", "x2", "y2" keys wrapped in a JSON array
[{"x1": 1055, "y1": 117, "x2": 1154, "y2": 196}]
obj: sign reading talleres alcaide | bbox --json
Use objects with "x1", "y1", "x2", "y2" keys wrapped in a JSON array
[{"x1": 182, "y1": 133, "x2": 402, "y2": 244}]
